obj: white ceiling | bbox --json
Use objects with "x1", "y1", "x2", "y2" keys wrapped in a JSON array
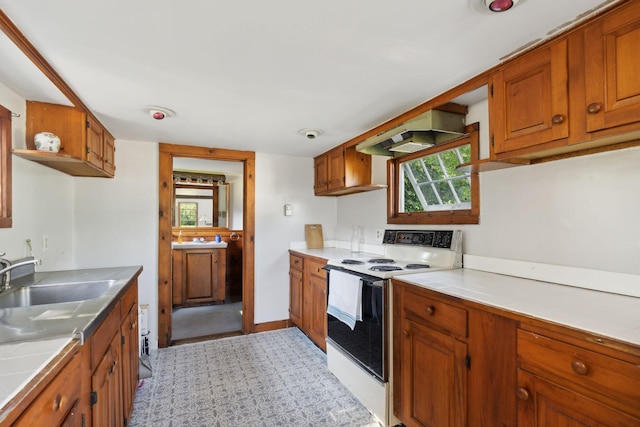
[{"x1": 0, "y1": 0, "x2": 620, "y2": 158}]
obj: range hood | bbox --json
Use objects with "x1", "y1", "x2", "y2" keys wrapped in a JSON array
[{"x1": 356, "y1": 109, "x2": 466, "y2": 157}]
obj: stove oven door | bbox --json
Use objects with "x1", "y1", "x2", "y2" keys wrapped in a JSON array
[{"x1": 325, "y1": 267, "x2": 387, "y2": 382}]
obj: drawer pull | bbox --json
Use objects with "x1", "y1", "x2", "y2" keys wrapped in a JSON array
[
  {"x1": 552, "y1": 114, "x2": 565, "y2": 124},
  {"x1": 571, "y1": 360, "x2": 589, "y2": 376},
  {"x1": 587, "y1": 103, "x2": 602, "y2": 114},
  {"x1": 516, "y1": 388, "x2": 530, "y2": 401},
  {"x1": 425, "y1": 305, "x2": 435, "y2": 316},
  {"x1": 52, "y1": 394, "x2": 63, "y2": 411}
]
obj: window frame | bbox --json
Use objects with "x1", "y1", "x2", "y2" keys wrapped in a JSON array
[
  {"x1": 0, "y1": 104, "x2": 12, "y2": 229},
  {"x1": 387, "y1": 122, "x2": 480, "y2": 225}
]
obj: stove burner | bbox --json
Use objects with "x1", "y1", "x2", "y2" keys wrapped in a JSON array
[
  {"x1": 405, "y1": 264, "x2": 431, "y2": 269},
  {"x1": 368, "y1": 258, "x2": 395, "y2": 264},
  {"x1": 341, "y1": 259, "x2": 365, "y2": 265},
  {"x1": 370, "y1": 265, "x2": 403, "y2": 272}
]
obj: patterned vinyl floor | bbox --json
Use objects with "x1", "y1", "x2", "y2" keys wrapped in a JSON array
[{"x1": 129, "y1": 328, "x2": 380, "y2": 426}]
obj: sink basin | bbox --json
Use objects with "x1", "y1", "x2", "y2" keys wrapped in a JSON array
[
  {"x1": 0, "y1": 280, "x2": 115, "y2": 309},
  {"x1": 172, "y1": 241, "x2": 228, "y2": 249}
]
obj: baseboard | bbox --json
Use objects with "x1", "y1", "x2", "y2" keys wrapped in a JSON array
[{"x1": 253, "y1": 319, "x2": 289, "y2": 333}]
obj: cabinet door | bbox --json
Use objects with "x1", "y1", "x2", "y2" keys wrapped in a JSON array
[
  {"x1": 183, "y1": 249, "x2": 224, "y2": 305},
  {"x1": 91, "y1": 334, "x2": 123, "y2": 427},
  {"x1": 517, "y1": 369, "x2": 639, "y2": 426},
  {"x1": 399, "y1": 321, "x2": 467, "y2": 427},
  {"x1": 307, "y1": 270, "x2": 327, "y2": 351},
  {"x1": 289, "y1": 267, "x2": 303, "y2": 328},
  {"x1": 584, "y1": 1, "x2": 640, "y2": 133},
  {"x1": 491, "y1": 39, "x2": 569, "y2": 154},
  {"x1": 314, "y1": 154, "x2": 328, "y2": 194},
  {"x1": 120, "y1": 299, "x2": 139, "y2": 423},
  {"x1": 86, "y1": 116, "x2": 104, "y2": 169},
  {"x1": 327, "y1": 147, "x2": 345, "y2": 190},
  {"x1": 102, "y1": 131, "x2": 115, "y2": 176}
]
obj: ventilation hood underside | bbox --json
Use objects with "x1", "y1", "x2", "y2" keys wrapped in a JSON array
[{"x1": 355, "y1": 109, "x2": 466, "y2": 157}]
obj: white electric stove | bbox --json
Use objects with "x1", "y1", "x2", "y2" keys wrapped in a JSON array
[{"x1": 324, "y1": 229, "x2": 463, "y2": 426}]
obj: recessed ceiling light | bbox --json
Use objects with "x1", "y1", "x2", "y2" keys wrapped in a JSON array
[
  {"x1": 146, "y1": 106, "x2": 176, "y2": 120},
  {"x1": 298, "y1": 128, "x2": 323, "y2": 140},
  {"x1": 469, "y1": 0, "x2": 525, "y2": 14}
]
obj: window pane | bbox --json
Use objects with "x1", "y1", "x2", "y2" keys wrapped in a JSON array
[{"x1": 399, "y1": 143, "x2": 472, "y2": 212}]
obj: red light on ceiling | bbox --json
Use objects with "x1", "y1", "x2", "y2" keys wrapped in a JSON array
[{"x1": 486, "y1": 0, "x2": 514, "y2": 12}]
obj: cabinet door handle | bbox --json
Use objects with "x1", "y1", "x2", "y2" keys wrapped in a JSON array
[
  {"x1": 402, "y1": 329, "x2": 411, "y2": 338},
  {"x1": 516, "y1": 387, "x2": 530, "y2": 401},
  {"x1": 425, "y1": 305, "x2": 435, "y2": 316},
  {"x1": 587, "y1": 103, "x2": 602, "y2": 114},
  {"x1": 571, "y1": 360, "x2": 589, "y2": 376},
  {"x1": 552, "y1": 114, "x2": 565, "y2": 124},
  {"x1": 52, "y1": 393, "x2": 64, "y2": 411}
]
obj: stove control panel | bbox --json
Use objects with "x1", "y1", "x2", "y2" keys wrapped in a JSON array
[{"x1": 382, "y1": 229, "x2": 456, "y2": 248}]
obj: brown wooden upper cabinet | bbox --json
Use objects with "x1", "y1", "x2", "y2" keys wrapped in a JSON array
[
  {"x1": 314, "y1": 145, "x2": 381, "y2": 196},
  {"x1": 583, "y1": 0, "x2": 640, "y2": 135},
  {"x1": 13, "y1": 101, "x2": 116, "y2": 177},
  {"x1": 491, "y1": 39, "x2": 569, "y2": 155},
  {"x1": 489, "y1": 1, "x2": 640, "y2": 161}
]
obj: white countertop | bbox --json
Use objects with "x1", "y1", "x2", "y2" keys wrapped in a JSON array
[
  {"x1": 395, "y1": 268, "x2": 640, "y2": 347},
  {"x1": 0, "y1": 337, "x2": 72, "y2": 411}
]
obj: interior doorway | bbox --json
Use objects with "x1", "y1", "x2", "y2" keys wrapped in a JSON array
[
  {"x1": 157, "y1": 143, "x2": 255, "y2": 348},
  {"x1": 169, "y1": 157, "x2": 245, "y2": 344}
]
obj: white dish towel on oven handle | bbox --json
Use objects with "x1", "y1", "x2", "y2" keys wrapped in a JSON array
[{"x1": 327, "y1": 270, "x2": 363, "y2": 330}]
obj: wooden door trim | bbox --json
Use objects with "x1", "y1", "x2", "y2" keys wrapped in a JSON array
[{"x1": 158, "y1": 143, "x2": 255, "y2": 348}]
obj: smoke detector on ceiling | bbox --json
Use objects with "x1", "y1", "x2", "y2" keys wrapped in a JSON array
[
  {"x1": 470, "y1": 0, "x2": 525, "y2": 13},
  {"x1": 146, "y1": 106, "x2": 176, "y2": 120},
  {"x1": 298, "y1": 128, "x2": 323, "y2": 140}
]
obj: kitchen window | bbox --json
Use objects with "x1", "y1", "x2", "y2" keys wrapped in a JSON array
[
  {"x1": 388, "y1": 123, "x2": 479, "y2": 224},
  {"x1": 0, "y1": 104, "x2": 11, "y2": 229}
]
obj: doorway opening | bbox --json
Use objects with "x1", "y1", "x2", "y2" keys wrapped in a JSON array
[{"x1": 157, "y1": 143, "x2": 255, "y2": 348}]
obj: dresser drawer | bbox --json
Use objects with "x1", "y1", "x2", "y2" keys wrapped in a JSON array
[
  {"x1": 403, "y1": 286, "x2": 467, "y2": 337},
  {"x1": 517, "y1": 328, "x2": 640, "y2": 417},
  {"x1": 289, "y1": 253, "x2": 304, "y2": 271}
]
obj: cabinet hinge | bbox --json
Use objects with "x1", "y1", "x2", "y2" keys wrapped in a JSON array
[
  {"x1": 86, "y1": 120, "x2": 90, "y2": 129},
  {"x1": 491, "y1": 135, "x2": 494, "y2": 148},
  {"x1": 489, "y1": 84, "x2": 494, "y2": 96},
  {"x1": 90, "y1": 391, "x2": 98, "y2": 405},
  {"x1": 124, "y1": 417, "x2": 128, "y2": 426},
  {"x1": 86, "y1": 146, "x2": 90, "y2": 154},
  {"x1": 122, "y1": 334, "x2": 125, "y2": 345},
  {"x1": 465, "y1": 355, "x2": 472, "y2": 370}
]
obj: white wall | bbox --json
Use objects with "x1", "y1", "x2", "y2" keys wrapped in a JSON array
[
  {"x1": 73, "y1": 140, "x2": 159, "y2": 347},
  {"x1": 0, "y1": 82, "x2": 74, "y2": 270},
  {"x1": 254, "y1": 153, "x2": 336, "y2": 323},
  {"x1": 337, "y1": 145, "x2": 640, "y2": 277}
]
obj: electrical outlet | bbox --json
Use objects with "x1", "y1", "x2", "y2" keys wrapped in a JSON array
[
  {"x1": 376, "y1": 229, "x2": 383, "y2": 240},
  {"x1": 42, "y1": 235, "x2": 48, "y2": 251}
]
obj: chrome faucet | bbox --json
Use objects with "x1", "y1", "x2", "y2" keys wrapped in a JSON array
[{"x1": 0, "y1": 254, "x2": 42, "y2": 292}]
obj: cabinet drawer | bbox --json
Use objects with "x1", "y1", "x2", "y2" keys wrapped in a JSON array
[
  {"x1": 289, "y1": 254, "x2": 304, "y2": 271},
  {"x1": 90, "y1": 302, "x2": 121, "y2": 370},
  {"x1": 307, "y1": 259, "x2": 326, "y2": 279},
  {"x1": 120, "y1": 281, "x2": 138, "y2": 317},
  {"x1": 403, "y1": 287, "x2": 467, "y2": 337},
  {"x1": 14, "y1": 348, "x2": 83, "y2": 427},
  {"x1": 518, "y1": 328, "x2": 640, "y2": 416}
]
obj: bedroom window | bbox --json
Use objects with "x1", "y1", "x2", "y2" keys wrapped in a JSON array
[{"x1": 388, "y1": 123, "x2": 479, "y2": 225}]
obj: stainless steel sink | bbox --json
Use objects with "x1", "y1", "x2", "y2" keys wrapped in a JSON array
[{"x1": 0, "y1": 280, "x2": 115, "y2": 309}]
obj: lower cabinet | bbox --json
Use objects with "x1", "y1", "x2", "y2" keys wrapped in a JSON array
[
  {"x1": 288, "y1": 251, "x2": 327, "y2": 351},
  {"x1": 393, "y1": 278, "x2": 640, "y2": 427},
  {"x1": 172, "y1": 248, "x2": 226, "y2": 307},
  {"x1": 89, "y1": 279, "x2": 139, "y2": 427},
  {"x1": 13, "y1": 344, "x2": 88, "y2": 427}
]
